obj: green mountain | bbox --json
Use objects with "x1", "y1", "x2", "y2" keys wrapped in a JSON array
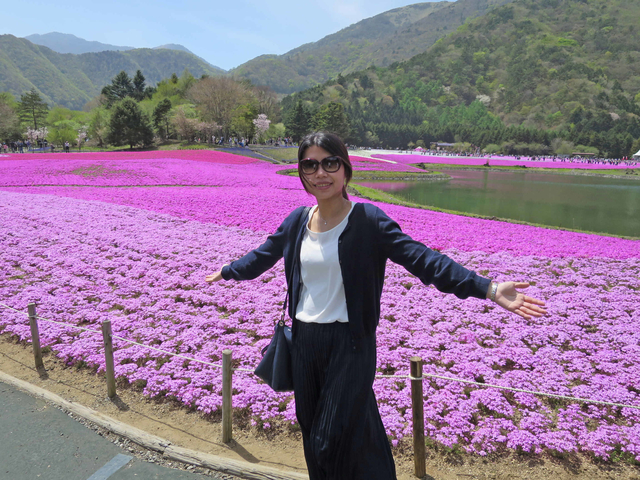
[
  {"x1": 0, "y1": 35, "x2": 223, "y2": 110},
  {"x1": 284, "y1": 0, "x2": 640, "y2": 153},
  {"x1": 230, "y1": 0, "x2": 515, "y2": 94}
]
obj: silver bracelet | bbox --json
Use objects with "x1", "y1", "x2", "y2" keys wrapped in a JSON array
[{"x1": 489, "y1": 282, "x2": 498, "y2": 302}]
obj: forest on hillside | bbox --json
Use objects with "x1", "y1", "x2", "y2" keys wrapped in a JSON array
[{"x1": 281, "y1": 0, "x2": 640, "y2": 157}]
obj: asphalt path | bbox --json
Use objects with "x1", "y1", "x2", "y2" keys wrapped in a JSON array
[{"x1": 0, "y1": 381, "x2": 229, "y2": 480}]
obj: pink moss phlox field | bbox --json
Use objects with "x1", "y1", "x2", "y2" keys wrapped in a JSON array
[
  {"x1": 0, "y1": 151, "x2": 272, "y2": 187},
  {"x1": 373, "y1": 153, "x2": 637, "y2": 170},
  {"x1": 0, "y1": 149, "x2": 256, "y2": 165},
  {"x1": 1, "y1": 150, "x2": 640, "y2": 459}
]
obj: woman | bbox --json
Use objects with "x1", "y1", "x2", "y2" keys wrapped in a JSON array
[{"x1": 206, "y1": 131, "x2": 546, "y2": 480}]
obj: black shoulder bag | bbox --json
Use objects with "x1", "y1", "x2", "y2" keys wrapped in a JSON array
[{"x1": 254, "y1": 207, "x2": 310, "y2": 392}]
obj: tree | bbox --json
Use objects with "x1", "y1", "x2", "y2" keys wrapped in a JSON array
[
  {"x1": 18, "y1": 89, "x2": 49, "y2": 130},
  {"x1": 286, "y1": 100, "x2": 311, "y2": 142},
  {"x1": 24, "y1": 127, "x2": 39, "y2": 149},
  {"x1": 265, "y1": 122, "x2": 286, "y2": 141},
  {"x1": 88, "y1": 107, "x2": 110, "y2": 147},
  {"x1": 153, "y1": 99, "x2": 173, "y2": 139},
  {"x1": 313, "y1": 102, "x2": 351, "y2": 141},
  {"x1": 188, "y1": 77, "x2": 249, "y2": 136},
  {"x1": 83, "y1": 93, "x2": 108, "y2": 112},
  {"x1": 176, "y1": 69, "x2": 197, "y2": 97},
  {"x1": 76, "y1": 126, "x2": 88, "y2": 150},
  {"x1": 253, "y1": 85, "x2": 280, "y2": 120},
  {"x1": 230, "y1": 103, "x2": 258, "y2": 140},
  {"x1": 196, "y1": 121, "x2": 219, "y2": 143},
  {"x1": 0, "y1": 93, "x2": 20, "y2": 140},
  {"x1": 252, "y1": 114, "x2": 271, "y2": 143},
  {"x1": 102, "y1": 71, "x2": 134, "y2": 106},
  {"x1": 106, "y1": 98, "x2": 154, "y2": 149},
  {"x1": 132, "y1": 70, "x2": 148, "y2": 101},
  {"x1": 48, "y1": 124, "x2": 77, "y2": 146},
  {"x1": 171, "y1": 105, "x2": 199, "y2": 141},
  {"x1": 551, "y1": 138, "x2": 574, "y2": 156}
]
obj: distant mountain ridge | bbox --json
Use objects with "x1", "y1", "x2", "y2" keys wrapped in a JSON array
[
  {"x1": 230, "y1": 0, "x2": 515, "y2": 94},
  {"x1": 24, "y1": 32, "x2": 225, "y2": 73},
  {"x1": 24, "y1": 32, "x2": 135, "y2": 54},
  {"x1": 0, "y1": 35, "x2": 223, "y2": 109}
]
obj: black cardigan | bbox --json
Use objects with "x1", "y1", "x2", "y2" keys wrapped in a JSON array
[{"x1": 222, "y1": 203, "x2": 491, "y2": 344}]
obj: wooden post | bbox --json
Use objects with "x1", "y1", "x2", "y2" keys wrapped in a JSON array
[
  {"x1": 222, "y1": 349, "x2": 233, "y2": 443},
  {"x1": 28, "y1": 303, "x2": 44, "y2": 369},
  {"x1": 411, "y1": 356, "x2": 426, "y2": 478},
  {"x1": 102, "y1": 320, "x2": 116, "y2": 398}
]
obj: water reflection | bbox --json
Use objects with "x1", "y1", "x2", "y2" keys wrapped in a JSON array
[{"x1": 358, "y1": 169, "x2": 640, "y2": 237}]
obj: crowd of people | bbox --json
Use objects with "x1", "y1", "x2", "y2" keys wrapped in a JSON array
[
  {"x1": 2, "y1": 136, "x2": 637, "y2": 167},
  {"x1": 510, "y1": 154, "x2": 639, "y2": 167},
  {"x1": 1, "y1": 140, "x2": 74, "y2": 154},
  {"x1": 205, "y1": 135, "x2": 296, "y2": 147},
  {"x1": 1, "y1": 140, "x2": 32, "y2": 153},
  {"x1": 392, "y1": 148, "x2": 639, "y2": 167}
]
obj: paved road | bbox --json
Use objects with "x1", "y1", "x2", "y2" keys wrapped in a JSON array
[{"x1": 0, "y1": 381, "x2": 229, "y2": 480}]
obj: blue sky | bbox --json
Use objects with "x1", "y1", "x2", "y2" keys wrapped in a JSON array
[{"x1": 4, "y1": 0, "x2": 441, "y2": 71}]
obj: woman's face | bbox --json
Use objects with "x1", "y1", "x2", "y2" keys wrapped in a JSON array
[{"x1": 300, "y1": 145, "x2": 345, "y2": 202}]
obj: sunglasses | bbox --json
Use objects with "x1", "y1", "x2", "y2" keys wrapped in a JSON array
[{"x1": 299, "y1": 156, "x2": 343, "y2": 175}]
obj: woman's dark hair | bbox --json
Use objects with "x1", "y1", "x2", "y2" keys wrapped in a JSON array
[{"x1": 297, "y1": 131, "x2": 353, "y2": 199}]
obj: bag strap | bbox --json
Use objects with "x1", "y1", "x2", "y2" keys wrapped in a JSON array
[
  {"x1": 278, "y1": 292, "x2": 289, "y2": 326},
  {"x1": 279, "y1": 206, "x2": 311, "y2": 326}
]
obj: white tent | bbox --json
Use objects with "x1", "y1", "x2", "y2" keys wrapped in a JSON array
[{"x1": 634, "y1": 149, "x2": 640, "y2": 158}]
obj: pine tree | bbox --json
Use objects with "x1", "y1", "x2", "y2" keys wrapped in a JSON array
[
  {"x1": 106, "y1": 98, "x2": 154, "y2": 149},
  {"x1": 18, "y1": 88, "x2": 49, "y2": 130},
  {"x1": 313, "y1": 102, "x2": 351, "y2": 141},
  {"x1": 132, "y1": 70, "x2": 147, "y2": 101},
  {"x1": 102, "y1": 71, "x2": 134, "y2": 106},
  {"x1": 286, "y1": 100, "x2": 311, "y2": 142}
]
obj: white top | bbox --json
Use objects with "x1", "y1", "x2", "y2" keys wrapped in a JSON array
[{"x1": 295, "y1": 202, "x2": 355, "y2": 323}]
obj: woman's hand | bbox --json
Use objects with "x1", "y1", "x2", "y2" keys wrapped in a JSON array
[
  {"x1": 493, "y1": 281, "x2": 547, "y2": 320},
  {"x1": 205, "y1": 270, "x2": 224, "y2": 283}
]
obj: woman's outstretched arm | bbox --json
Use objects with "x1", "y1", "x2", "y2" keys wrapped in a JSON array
[{"x1": 204, "y1": 206, "x2": 308, "y2": 284}]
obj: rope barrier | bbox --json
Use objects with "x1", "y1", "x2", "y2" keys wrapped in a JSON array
[
  {"x1": 0, "y1": 303, "x2": 28, "y2": 316},
  {"x1": 109, "y1": 334, "x2": 223, "y2": 370},
  {"x1": 0, "y1": 302, "x2": 227, "y2": 370},
  {"x1": 379, "y1": 372, "x2": 640, "y2": 411},
  {"x1": 37, "y1": 315, "x2": 102, "y2": 335},
  {"x1": 2, "y1": 302, "x2": 639, "y2": 410}
]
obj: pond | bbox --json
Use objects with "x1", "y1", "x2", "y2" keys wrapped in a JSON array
[{"x1": 358, "y1": 169, "x2": 640, "y2": 238}]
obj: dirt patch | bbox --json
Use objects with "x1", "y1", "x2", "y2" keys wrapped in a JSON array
[
  {"x1": 70, "y1": 164, "x2": 130, "y2": 177},
  {"x1": 1, "y1": 337, "x2": 638, "y2": 480}
]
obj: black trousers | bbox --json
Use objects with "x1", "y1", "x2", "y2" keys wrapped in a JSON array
[{"x1": 291, "y1": 321, "x2": 397, "y2": 480}]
